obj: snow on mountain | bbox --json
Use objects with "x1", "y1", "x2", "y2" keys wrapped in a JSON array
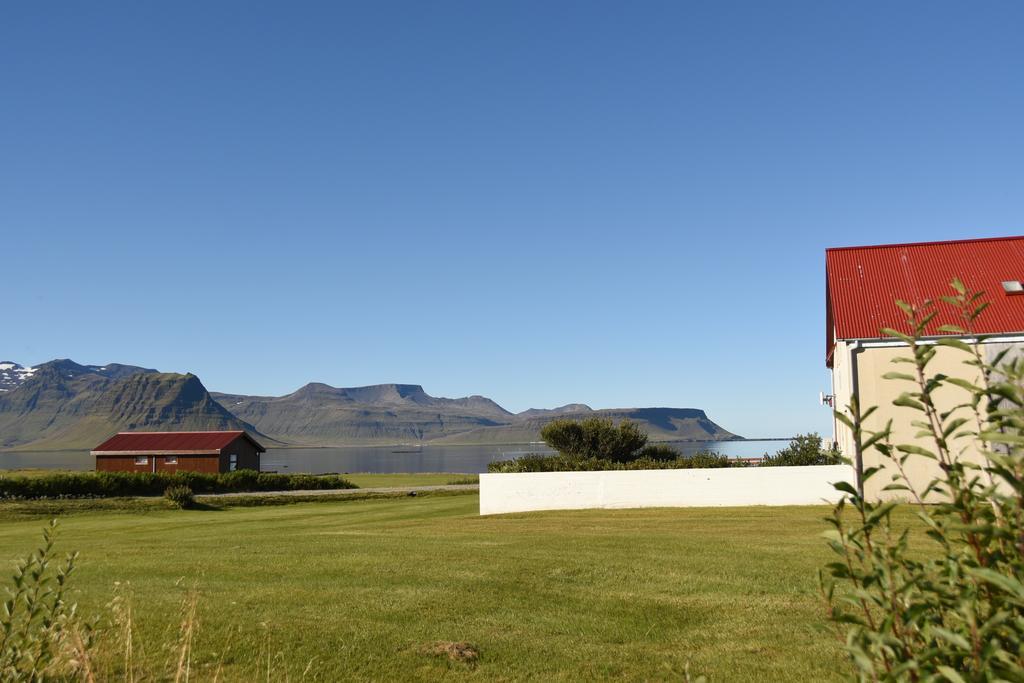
[
  {"x1": 0, "y1": 362, "x2": 37, "y2": 392},
  {"x1": 0, "y1": 360, "x2": 158, "y2": 393}
]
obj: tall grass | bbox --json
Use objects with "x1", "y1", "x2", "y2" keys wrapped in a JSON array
[
  {"x1": 444, "y1": 475, "x2": 479, "y2": 485},
  {"x1": 1, "y1": 522, "x2": 320, "y2": 681}
]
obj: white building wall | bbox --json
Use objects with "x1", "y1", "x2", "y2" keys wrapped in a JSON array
[{"x1": 479, "y1": 465, "x2": 856, "y2": 515}]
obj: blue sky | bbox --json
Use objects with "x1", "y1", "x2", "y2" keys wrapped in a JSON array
[{"x1": 2, "y1": 2, "x2": 1022, "y2": 437}]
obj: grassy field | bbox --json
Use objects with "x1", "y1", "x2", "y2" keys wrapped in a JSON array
[
  {"x1": 341, "y1": 472, "x2": 477, "y2": 487},
  {"x1": 0, "y1": 467, "x2": 70, "y2": 478},
  {"x1": 0, "y1": 495, "x2": 859, "y2": 681}
]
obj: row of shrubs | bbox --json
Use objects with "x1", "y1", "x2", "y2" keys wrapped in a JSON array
[
  {"x1": 487, "y1": 450, "x2": 737, "y2": 473},
  {"x1": 487, "y1": 433, "x2": 846, "y2": 472},
  {"x1": 0, "y1": 469, "x2": 357, "y2": 500}
]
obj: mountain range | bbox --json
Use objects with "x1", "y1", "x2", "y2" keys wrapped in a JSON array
[{"x1": 0, "y1": 359, "x2": 740, "y2": 450}]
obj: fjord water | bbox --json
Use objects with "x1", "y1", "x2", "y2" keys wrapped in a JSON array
[{"x1": 0, "y1": 440, "x2": 787, "y2": 474}]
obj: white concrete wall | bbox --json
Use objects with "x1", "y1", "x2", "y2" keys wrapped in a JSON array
[{"x1": 479, "y1": 465, "x2": 856, "y2": 515}]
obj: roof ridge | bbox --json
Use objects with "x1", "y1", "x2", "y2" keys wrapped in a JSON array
[
  {"x1": 826, "y1": 234, "x2": 1024, "y2": 253},
  {"x1": 113, "y1": 430, "x2": 245, "y2": 435}
]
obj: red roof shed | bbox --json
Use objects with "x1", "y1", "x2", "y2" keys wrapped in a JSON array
[
  {"x1": 93, "y1": 430, "x2": 265, "y2": 454},
  {"x1": 826, "y1": 236, "x2": 1024, "y2": 367},
  {"x1": 92, "y1": 430, "x2": 265, "y2": 474}
]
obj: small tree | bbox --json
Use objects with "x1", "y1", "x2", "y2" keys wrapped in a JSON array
[
  {"x1": 821, "y1": 280, "x2": 1024, "y2": 680},
  {"x1": 761, "y1": 433, "x2": 843, "y2": 467},
  {"x1": 540, "y1": 417, "x2": 649, "y2": 462}
]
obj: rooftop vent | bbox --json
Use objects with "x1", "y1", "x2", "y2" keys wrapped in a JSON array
[{"x1": 1002, "y1": 280, "x2": 1024, "y2": 294}]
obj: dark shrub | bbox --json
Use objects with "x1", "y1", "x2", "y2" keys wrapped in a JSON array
[
  {"x1": 487, "y1": 450, "x2": 739, "y2": 473},
  {"x1": 664, "y1": 451, "x2": 736, "y2": 469},
  {"x1": 220, "y1": 469, "x2": 260, "y2": 489},
  {"x1": 540, "y1": 418, "x2": 649, "y2": 462},
  {"x1": 0, "y1": 471, "x2": 357, "y2": 500},
  {"x1": 164, "y1": 485, "x2": 195, "y2": 509},
  {"x1": 637, "y1": 443, "x2": 679, "y2": 461},
  {"x1": 760, "y1": 433, "x2": 844, "y2": 467}
]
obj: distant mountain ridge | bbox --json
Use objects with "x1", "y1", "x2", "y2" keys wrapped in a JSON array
[
  {"x1": 0, "y1": 360, "x2": 261, "y2": 450},
  {"x1": 0, "y1": 359, "x2": 158, "y2": 391},
  {"x1": 0, "y1": 359, "x2": 740, "y2": 450},
  {"x1": 433, "y1": 407, "x2": 732, "y2": 445},
  {"x1": 516, "y1": 404, "x2": 593, "y2": 419},
  {"x1": 212, "y1": 382, "x2": 514, "y2": 446}
]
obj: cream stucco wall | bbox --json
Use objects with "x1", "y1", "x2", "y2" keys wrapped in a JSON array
[{"x1": 831, "y1": 337, "x2": 1022, "y2": 501}]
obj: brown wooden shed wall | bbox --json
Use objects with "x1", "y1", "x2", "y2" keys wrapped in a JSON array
[
  {"x1": 96, "y1": 455, "x2": 223, "y2": 473},
  {"x1": 94, "y1": 434, "x2": 261, "y2": 473},
  {"x1": 219, "y1": 435, "x2": 261, "y2": 472}
]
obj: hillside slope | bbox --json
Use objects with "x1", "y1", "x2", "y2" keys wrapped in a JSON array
[
  {"x1": 0, "y1": 361, "x2": 260, "y2": 450},
  {"x1": 216, "y1": 385, "x2": 738, "y2": 446},
  {"x1": 432, "y1": 407, "x2": 738, "y2": 444},
  {"x1": 212, "y1": 383, "x2": 513, "y2": 446}
]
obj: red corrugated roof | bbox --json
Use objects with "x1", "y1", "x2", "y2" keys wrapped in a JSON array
[
  {"x1": 826, "y1": 235, "x2": 1024, "y2": 366},
  {"x1": 92, "y1": 431, "x2": 265, "y2": 453}
]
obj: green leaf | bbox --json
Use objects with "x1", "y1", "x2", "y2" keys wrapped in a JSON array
[
  {"x1": 942, "y1": 418, "x2": 969, "y2": 439},
  {"x1": 944, "y1": 377, "x2": 981, "y2": 393},
  {"x1": 865, "y1": 501, "x2": 897, "y2": 524},
  {"x1": 880, "y1": 327, "x2": 914, "y2": 343},
  {"x1": 931, "y1": 627, "x2": 971, "y2": 651},
  {"x1": 832, "y1": 481, "x2": 858, "y2": 496},
  {"x1": 964, "y1": 567, "x2": 1024, "y2": 600},
  {"x1": 979, "y1": 431, "x2": 1024, "y2": 445},
  {"x1": 936, "y1": 338, "x2": 973, "y2": 353},
  {"x1": 895, "y1": 444, "x2": 937, "y2": 459},
  {"x1": 821, "y1": 529, "x2": 844, "y2": 543},
  {"x1": 881, "y1": 372, "x2": 916, "y2": 382},
  {"x1": 893, "y1": 394, "x2": 926, "y2": 412}
]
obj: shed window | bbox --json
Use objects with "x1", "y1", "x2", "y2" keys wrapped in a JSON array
[
  {"x1": 229, "y1": 454, "x2": 238, "y2": 471},
  {"x1": 165, "y1": 456, "x2": 178, "y2": 465},
  {"x1": 134, "y1": 456, "x2": 148, "y2": 465}
]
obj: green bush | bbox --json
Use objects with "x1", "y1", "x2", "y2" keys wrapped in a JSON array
[
  {"x1": 822, "y1": 280, "x2": 1024, "y2": 680},
  {"x1": 760, "y1": 433, "x2": 844, "y2": 467},
  {"x1": 636, "y1": 443, "x2": 680, "y2": 461},
  {"x1": 0, "y1": 470, "x2": 357, "y2": 500},
  {"x1": 540, "y1": 417, "x2": 649, "y2": 462},
  {"x1": 163, "y1": 485, "x2": 195, "y2": 509}
]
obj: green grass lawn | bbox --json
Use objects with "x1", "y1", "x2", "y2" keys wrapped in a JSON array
[
  {"x1": 341, "y1": 472, "x2": 477, "y2": 487},
  {"x1": 0, "y1": 467, "x2": 77, "y2": 478},
  {"x1": 0, "y1": 495, "x2": 856, "y2": 681}
]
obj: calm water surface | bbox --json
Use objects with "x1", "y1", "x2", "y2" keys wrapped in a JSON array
[{"x1": 0, "y1": 440, "x2": 789, "y2": 474}]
